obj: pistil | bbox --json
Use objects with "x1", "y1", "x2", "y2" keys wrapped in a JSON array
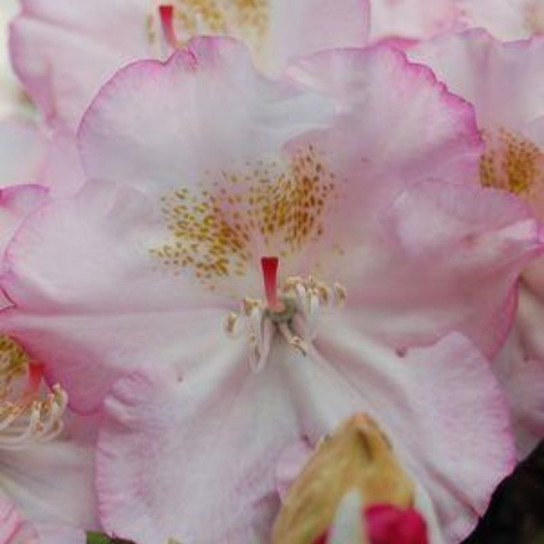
[
  {"x1": 159, "y1": 5, "x2": 178, "y2": 49},
  {"x1": 261, "y1": 257, "x2": 284, "y2": 313}
]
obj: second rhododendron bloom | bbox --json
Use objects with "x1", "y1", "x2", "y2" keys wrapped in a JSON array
[
  {"x1": 1, "y1": 38, "x2": 542, "y2": 542},
  {"x1": 10, "y1": 0, "x2": 370, "y2": 128}
]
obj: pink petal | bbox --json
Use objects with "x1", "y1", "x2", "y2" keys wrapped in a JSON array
[
  {"x1": 11, "y1": 0, "x2": 368, "y2": 128},
  {"x1": 0, "y1": 180, "x2": 229, "y2": 412},
  {"x1": 0, "y1": 493, "x2": 85, "y2": 544},
  {"x1": 97, "y1": 332, "x2": 513, "y2": 543},
  {"x1": 33, "y1": 524, "x2": 85, "y2": 544},
  {"x1": 312, "y1": 328, "x2": 515, "y2": 543},
  {"x1": 410, "y1": 30, "x2": 544, "y2": 132},
  {"x1": 0, "y1": 184, "x2": 48, "y2": 265},
  {"x1": 331, "y1": 180, "x2": 542, "y2": 357},
  {"x1": 368, "y1": 0, "x2": 462, "y2": 42},
  {"x1": 287, "y1": 46, "x2": 483, "y2": 213},
  {"x1": 493, "y1": 283, "x2": 544, "y2": 457},
  {"x1": 10, "y1": 0, "x2": 151, "y2": 128},
  {"x1": 0, "y1": 438, "x2": 99, "y2": 529},
  {"x1": 97, "y1": 344, "x2": 304, "y2": 543},
  {"x1": 0, "y1": 492, "x2": 28, "y2": 544},
  {"x1": 0, "y1": 118, "x2": 47, "y2": 185},
  {"x1": 265, "y1": 0, "x2": 369, "y2": 71},
  {"x1": 40, "y1": 126, "x2": 86, "y2": 198},
  {"x1": 79, "y1": 37, "x2": 332, "y2": 196}
]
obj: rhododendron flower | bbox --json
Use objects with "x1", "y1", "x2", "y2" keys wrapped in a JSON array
[
  {"x1": 1, "y1": 37, "x2": 541, "y2": 543},
  {"x1": 411, "y1": 30, "x2": 544, "y2": 453},
  {"x1": 0, "y1": 187, "x2": 96, "y2": 534},
  {"x1": 10, "y1": 0, "x2": 369, "y2": 128},
  {"x1": 0, "y1": 334, "x2": 97, "y2": 537}
]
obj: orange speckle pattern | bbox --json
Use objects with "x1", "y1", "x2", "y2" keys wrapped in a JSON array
[
  {"x1": 480, "y1": 128, "x2": 543, "y2": 196},
  {"x1": 0, "y1": 335, "x2": 29, "y2": 385},
  {"x1": 151, "y1": 146, "x2": 337, "y2": 289}
]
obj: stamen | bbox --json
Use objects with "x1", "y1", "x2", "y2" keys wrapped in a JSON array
[
  {"x1": 223, "y1": 312, "x2": 240, "y2": 338},
  {"x1": 159, "y1": 5, "x2": 177, "y2": 49},
  {"x1": 261, "y1": 257, "x2": 284, "y2": 312},
  {"x1": 0, "y1": 336, "x2": 68, "y2": 449},
  {"x1": 223, "y1": 272, "x2": 346, "y2": 371},
  {"x1": 278, "y1": 323, "x2": 308, "y2": 356},
  {"x1": 334, "y1": 283, "x2": 347, "y2": 306}
]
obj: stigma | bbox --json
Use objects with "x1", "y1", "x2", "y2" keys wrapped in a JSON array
[
  {"x1": 224, "y1": 257, "x2": 346, "y2": 372},
  {"x1": 0, "y1": 336, "x2": 67, "y2": 449}
]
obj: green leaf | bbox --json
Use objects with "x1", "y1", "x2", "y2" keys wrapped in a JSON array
[{"x1": 86, "y1": 532, "x2": 135, "y2": 544}]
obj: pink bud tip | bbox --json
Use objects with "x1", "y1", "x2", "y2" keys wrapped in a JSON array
[
  {"x1": 312, "y1": 504, "x2": 428, "y2": 544},
  {"x1": 366, "y1": 504, "x2": 428, "y2": 544}
]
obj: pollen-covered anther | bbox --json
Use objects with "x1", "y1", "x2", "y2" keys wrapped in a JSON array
[
  {"x1": 223, "y1": 312, "x2": 240, "y2": 338},
  {"x1": 0, "y1": 383, "x2": 68, "y2": 450},
  {"x1": 0, "y1": 336, "x2": 68, "y2": 449},
  {"x1": 223, "y1": 260, "x2": 345, "y2": 372}
]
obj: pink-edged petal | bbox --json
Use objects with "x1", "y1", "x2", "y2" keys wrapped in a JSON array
[
  {"x1": 10, "y1": 0, "x2": 150, "y2": 128},
  {"x1": 0, "y1": 180, "x2": 229, "y2": 411},
  {"x1": 97, "y1": 332, "x2": 513, "y2": 543},
  {"x1": 287, "y1": 46, "x2": 482, "y2": 213},
  {"x1": 40, "y1": 126, "x2": 86, "y2": 198},
  {"x1": 79, "y1": 37, "x2": 332, "y2": 196},
  {"x1": 410, "y1": 30, "x2": 544, "y2": 132},
  {"x1": 265, "y1": 0, "x2": 369, "y2": 71},
  {"x1": 10, "y1": 0, "x2": 367, "y2": 127},
  {"x1": 410, "y1": 31, "x2": 544, "y2": 248},
  {"x1": 330, "y1": 180, "x2": 542, "y2": 358},
  {"x1": 0, "y1": 184, "x2": 48, "y2": 262},
  {"x1": 275, "y1": 439, "x2": 313, "y2": 501},
  {"x1": 493, "y1": 282, "x2": 544, "y2": 457},
  {"x1": 0, "y1": 492, "x2": 28, "y2": 544},
  {"x1": 33, "y1": 525, "x2": 85, "y2": 544},
  {"x1": 0, "y1": 118, "x2": 46, "y2": 186},
  {"x1": 97, "y1": 342, "x2": 302, "y2": 544},
  {"x1": 311, "y1": 328, "x2": 515, "y2": 543},
  {"x1": 368, "y1": 0, "x2": 462, "y2": 42},
  {"x1": 0, "y1": 437, "x2": 99, "y2": 530},
  {"x1": 457, "y1": 0, "x2": 544, "y2": 40},
  {"x1": 0, "y1": 493, "x2": 85, "y2": 544}
]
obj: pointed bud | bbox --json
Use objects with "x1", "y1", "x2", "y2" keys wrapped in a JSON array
[{"x1": 272, "y1": 414, "x2": 415, "y2": 544}]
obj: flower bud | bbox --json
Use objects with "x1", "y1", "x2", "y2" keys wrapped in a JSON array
[{"x1": 272, "y1": 413, "x2": 415, "y2": 544}]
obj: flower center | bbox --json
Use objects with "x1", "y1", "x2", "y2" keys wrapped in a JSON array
[
  {"x1": 0, "y1": 335, "x2": 67, "y2": 449},
  {"x1": 147, "y1": 1, "x2": 269, "y2": 54},
  {"x1": 479, "y1": 128, "x2": 544, "y2": 196},
  {"x1": 151, "y1": 146, "x2": 339, "y2": 293},
  {"x1": 224, "y1": 257, "x2": 346, "y2": 372}
]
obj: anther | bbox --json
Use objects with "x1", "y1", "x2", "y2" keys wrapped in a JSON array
[
  {"x1": 334, "y1": 283, "x2": 347, "y2": 306},
  {"x1": 278, "y1": 323, "x2": 308, "y2": 356},
  {"x1": 223, "y1": 312, "x2": 240, "y2": 338}
]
